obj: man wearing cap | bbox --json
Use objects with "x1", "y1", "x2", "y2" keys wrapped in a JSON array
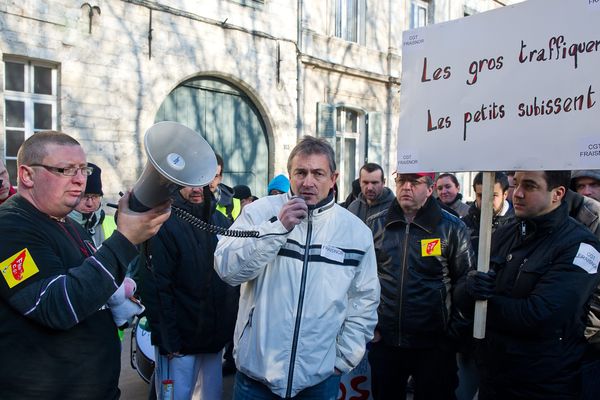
[
  {"x1": 348, "y1": 163, "x2": 395, "y2": 223},
  {"x1": 366, "y1": 172, "x2": 474, "y2": 400},
  {"x1": 0, "y1": 158, "x2": 17, "y2": 206},
  {"x1": 267, "y1": 174, "x2": 290, "y2": 195},
  {"x1": 572, "y1": 170, "x2": 600, "y2": 202},
  {"x1": 69, "y1": 162, "x2": 116, "y2": 248},
  {"x1": 233, "y1": 184, "x2": 255, "y2": 210}
]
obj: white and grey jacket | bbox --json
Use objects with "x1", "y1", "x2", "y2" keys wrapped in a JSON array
[{"x1": 214, "y1": 193, "x2": 380, "y2": 398}]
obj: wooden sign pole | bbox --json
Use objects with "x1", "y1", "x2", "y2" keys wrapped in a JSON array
[{"x1": 473, "y1": 171, "x2": 495, "y2": 339}]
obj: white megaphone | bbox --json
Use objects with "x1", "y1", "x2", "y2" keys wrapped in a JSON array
[{"x1": 130, "y1": 121, "x2": 217, "y2": 212}]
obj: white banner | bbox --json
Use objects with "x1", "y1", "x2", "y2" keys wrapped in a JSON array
[{"x1": 397, "y1": 0, "x2": 600, "y2": 173}]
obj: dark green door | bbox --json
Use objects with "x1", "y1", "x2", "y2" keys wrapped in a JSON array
[{"x1": 155, "y1": 77, "x2": 269, "y2": 197}]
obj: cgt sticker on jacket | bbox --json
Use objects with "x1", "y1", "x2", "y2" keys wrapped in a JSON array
[
  {"x1": 1, "y1": 249, "x2": 39, "y2": 288},
  {"x1": 421, "y1": 238, "x2": 441, "y2": 257}
]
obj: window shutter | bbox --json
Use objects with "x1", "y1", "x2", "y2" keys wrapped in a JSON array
[
  {"x1": 317, "y1": 102, "x2": 336, "y2": 138},
  {"x1": 366, "y1": 112, "x2": 382, "y2": 163},
  {"x1": 316, "y1": 102, "x2": 337, "y2": 155}
]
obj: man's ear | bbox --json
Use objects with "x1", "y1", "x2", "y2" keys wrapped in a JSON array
[
  {"x1": 553, "y1": 186, "x2": 566, "y2": 203},
  {"x1": 18, "y1": 165, "x2": 35, "y2": 189},
  {"x1": 331, "y1": 171, "x2": 339, "y2": 184}
]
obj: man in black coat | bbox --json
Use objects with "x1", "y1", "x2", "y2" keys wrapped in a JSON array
[
  {"x1": 468, "y1": 170, "x2": 600, "y2": 399},
  {"x1": 462, "y1": 172, "x2": 515, "y2": 256},
  {"x1": 367, "y1": 172, "x2": 474, "y2": 400},
  {"x1": 137, "y1": 186, "x2": 238, "y2": 400}
]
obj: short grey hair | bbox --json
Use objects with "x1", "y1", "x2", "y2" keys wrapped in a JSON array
[{"x1": 287, "y1": 136, "x2": 336, "y2": 175}]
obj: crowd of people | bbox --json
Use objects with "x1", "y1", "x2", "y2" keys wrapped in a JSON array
[{"x1": 0, "y1": 132, "x2": 599, "y2": 400}]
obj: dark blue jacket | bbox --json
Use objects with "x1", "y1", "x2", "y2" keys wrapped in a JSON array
[
  {"x1": 479, "y1": 203, "x2": 600, "y2": 400},
  {"x1": 137, "y1": 193, "x2": 238, "y2": 355}
]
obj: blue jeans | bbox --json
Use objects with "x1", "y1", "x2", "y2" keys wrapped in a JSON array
[{"x1": 233, "y1": 371, "x2": 341, "y2": 400}]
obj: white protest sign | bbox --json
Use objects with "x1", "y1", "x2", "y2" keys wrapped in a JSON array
[{"x1": 397, "y1": 0, "x2": 600, "y2": 173}]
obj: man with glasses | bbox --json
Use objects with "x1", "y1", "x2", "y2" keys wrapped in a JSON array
[
  {"x1": 367, "y1": 172, "x2": 474, "y2": 400},
  {"x1": 0, "y1": 131, "x2": 170, "y2": 399},
  {"x1": 69, "y1": 162, "x2": 116, "y2": 248}
]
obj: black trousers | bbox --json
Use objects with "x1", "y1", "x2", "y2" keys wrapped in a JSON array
[{"x1": 368, "y1": 342, "x2": 458, "y2": 400}]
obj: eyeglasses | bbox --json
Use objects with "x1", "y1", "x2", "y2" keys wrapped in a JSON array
[
  {"x1": 82, "y1": 194, "x2": 102, "y2": 201},
  {"x1": 395, "y1": 177, "x2": 427, "y2": 187},
  {"x1": 30, "y1": 164, "x2": 94, "y2": 177}
]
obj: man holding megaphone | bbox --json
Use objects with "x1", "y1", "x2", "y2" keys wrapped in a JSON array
[{"x1": 0, "y1": 131, "x2": 171, "y2": 400}]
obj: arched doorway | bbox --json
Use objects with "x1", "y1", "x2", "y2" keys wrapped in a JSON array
[{"x1": 155, "y1": 77, "x2": 270, "y2": 196}]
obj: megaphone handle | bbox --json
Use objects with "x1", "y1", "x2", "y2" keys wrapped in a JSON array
[{"x1": 129, "y1": 192, "x2": 151, "y2": 213}]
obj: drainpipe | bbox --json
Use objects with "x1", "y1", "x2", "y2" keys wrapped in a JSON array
[{"x1": 296, "y1": 0, "x2": 304, "y2": 141}]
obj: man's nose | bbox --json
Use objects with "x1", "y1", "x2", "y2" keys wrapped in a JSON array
[
  {"x1": 73, "y1": 171, "x2": 87, "y2": 184},
  {"x1": 513, "y1": 186, "x2": 524, "y2": 198},
  {"x1": 582, "y1": 185, "x2": 593, "y2": 196},
  {"x1": 302, "y1": 174, "x2": 316, "y2": 186}
]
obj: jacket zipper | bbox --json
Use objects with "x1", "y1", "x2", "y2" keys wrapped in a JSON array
[
  {"x1": 515, "y1": 258, "x2": 528, "y2": 284},
  {"x1": 397, "y1": 223, "x2": 410, "y2": 345},
  {"x1": 285, "y1": 210, "x2": 313, "y2": 398}
]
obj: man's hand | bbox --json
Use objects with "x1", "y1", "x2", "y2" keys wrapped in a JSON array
[
  {"x1": 371, "y1": 329, "x2": 382, "y2": 343},
  {"x1": 278, "y1": 196, "x2": 308, "y2": 231},
  {"x1": 116, "y1": 191, "x2": 171, "y2": 245},
  {"x1": 466, "y1": 269, "x2": 497, "y2": 300},
  {"x1": 167, "y1": 351, "x2": 182, "y2": 360}
]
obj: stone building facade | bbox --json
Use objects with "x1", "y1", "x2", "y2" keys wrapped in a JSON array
[{"x1": 1, "y1": 0, "x2": 514, "y2": 201}]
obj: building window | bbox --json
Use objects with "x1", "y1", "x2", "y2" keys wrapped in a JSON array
[
  {"x1": 335, "y1": 0, "x2": 366, "y2": 45},
  {"x1": 410, "y1": 0, "x2": 429, "y2": 29},
  {"x1": 228, "y1": 0, "x2": 264, "y2": 9},
  {"x1": 335, "y1": 107, "x2": 364, "y2": 200},
  {"x1": 3, "y1": 58, "x2": 58, "y2": 185}
]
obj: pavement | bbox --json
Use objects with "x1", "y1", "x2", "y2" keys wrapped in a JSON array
[{"x1": 118, "y1": 327, "x2": 235, "y2": 399}]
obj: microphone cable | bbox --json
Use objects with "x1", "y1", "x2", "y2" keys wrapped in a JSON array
[{"x1": 171, "y1": 206, "x2": 260, "y2": 238}]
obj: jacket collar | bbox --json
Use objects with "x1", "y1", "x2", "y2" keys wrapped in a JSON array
[
  {"x1": 439, "y1": 192, "x2": 463, "y2": 208},
  {"x1": 356, "y1": 187, "x2": 395, "y2": 207},
  {"x1": 386, "y1": 195, "x2": 442, "y2": 233},
  {"x1": 516, "y1": 201, "x2": 568, "y2": 240},
  {"x1": 287, "y1": 190, "x2": 336, "y2": 217}
]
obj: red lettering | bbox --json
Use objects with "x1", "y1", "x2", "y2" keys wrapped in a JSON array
[
  {"x1": 421, "y1": 57, "x2": 431, "y2": 82},
  {"x1": 349, "y1": 376, "x2": 370, "y2": 400}
]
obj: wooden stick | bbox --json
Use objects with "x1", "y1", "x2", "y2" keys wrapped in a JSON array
[{"x1": 473, "y1": 171, "x2": 494, "y2": 339}]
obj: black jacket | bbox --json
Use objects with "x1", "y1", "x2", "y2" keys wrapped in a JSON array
[
  {"x1": 368, "y1": 196, "x2": 475, "y2": 348},
  {"x1": 462, "y1": 202, "x2": 516, "y2": 255},
  {"x1": 0, "y1": 195, "x2": 137, "y2": 399},
  {"x1": 348, "y1": 187, "x2": 396, "y2": 223},
  {"x1": 479, "y1": 203, "x2": 600, "y2": 400},
  {"x1": 137, "y1": 193, "x2": 238, "y2": 355}
]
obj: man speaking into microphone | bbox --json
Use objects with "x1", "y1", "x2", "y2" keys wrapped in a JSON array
[{"x1": 215, "y1": 136, "x2": 380, "y2": 400}]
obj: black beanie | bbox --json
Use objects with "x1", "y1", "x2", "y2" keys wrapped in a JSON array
[{"x1": 85, "y1": 162, "x2": 103, "y2": 195}]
